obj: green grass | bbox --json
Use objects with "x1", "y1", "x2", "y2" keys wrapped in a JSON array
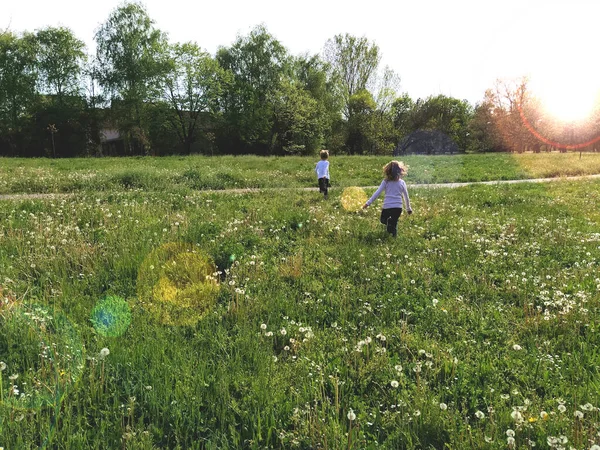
[
  {"x1": 0, "y1": 157, "x2": 600, "y2": 448},
  {"x1": 2, "y1": 152, "x2": 600, "y2": 194}
]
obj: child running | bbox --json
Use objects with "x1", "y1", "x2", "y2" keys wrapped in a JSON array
[
  {"x1": 362, "y1": 160, "x2": 412, "y2": 237},
  {"x1": 315, "y1": 150, "x2": 330, "y2": 199}
]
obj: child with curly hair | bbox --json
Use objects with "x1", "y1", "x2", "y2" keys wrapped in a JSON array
[{"x1": 362, "y1": 160, "x2": 412, "y2": 237}]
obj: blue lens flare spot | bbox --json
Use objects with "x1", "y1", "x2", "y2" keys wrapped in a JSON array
[{"x1": 91, "y1": 296, "x2": 131, "y2": 337}]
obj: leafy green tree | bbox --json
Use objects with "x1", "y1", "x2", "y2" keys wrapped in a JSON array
[
  {"x1": 323, "y1": 34, "x2": 380, "y2": 118},
  {"x1": 292, "y1": 53, "x2": 344, "y2": 151},
  {"x1": 0, "y1": 31, "x2": 38, "y2": 155},
  {"x1": 26, "y1": 27, "x2": 89, "y2": 157},
  {"x1": 392, "y1": 93, "x2": 415, "y2": 137},
  {"x1": 271, "y1": 77, "x2": 325, "y2": 154},
  {"x1": 95, "y1": 1, "x2": 169, "y2": 154},
  {"x1": 34, "y1": 27, "x2": 86, "y2": 100},
  {"x1": 406, "y1": 95, "x2": 474, "y2": 152},
  {"x1": 216, "y1": 25, "x2": 289, "y2": 153},
  {"x1": 163, "y1": 42, "x2": 230, "y2": 154},
  {"x1": 345, "y1": 89, "x2": 376, "y2": 154}
]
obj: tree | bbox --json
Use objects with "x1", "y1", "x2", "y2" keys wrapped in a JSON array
[
  {"x1": 271, "y1": 77, "x2": 325, "y2": 154},
  {"x1": 323, "y1": 34, "x2": 380, "y2": 118},
  {"x1": 34, "y1": 27, "x2": 86, "y2": 100},
  {"x1": 345, "y1": 89, "x2": 376, "y2": 154},
  {"x1": 484, "y1": 78, "x2": 535, "y2": 153},
  {"x1": 95, "y1": 1, "x2": 169, "y2": 153},
  {"x1": 292, "y1": 53, "x2": 344, "y2": 151},
  {"x1": 162, "y1": 42, "x2": 230, "y2": 153},
  {"x1": 0, "y1": 31, "x2": 37, "y2": 154},
  {"x1": 216, "y1": 25, "x2": 289, "y2": 153},
  {"x1": 391, "y1": 93, "x2": 415, "y2": 137}
]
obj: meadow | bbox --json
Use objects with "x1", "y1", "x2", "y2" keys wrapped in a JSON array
[
  {"x1": 0, "y1": 154, "x2": 600, "y2": 449},
  {"x1": 2, "y1": 152, "x2": 600, "y2": 194}
]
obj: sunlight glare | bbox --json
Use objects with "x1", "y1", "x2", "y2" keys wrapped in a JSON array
[{"x1": 521, "y1": 6, "x2": 600, "y2": 123}]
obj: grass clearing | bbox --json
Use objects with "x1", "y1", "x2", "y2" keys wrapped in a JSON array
[
  {"x1": 0, "y1": 156, "x2": 599, "y2": 448},
  {"x1": 2, "y1": 153, "x2": 600, "y2": 194}
]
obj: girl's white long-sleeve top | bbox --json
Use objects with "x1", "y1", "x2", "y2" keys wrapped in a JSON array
[
  {"x1": 365, "y1": 179, "x2": 412, "y2": 210},
  {"x1": 315, "y1": 160, "x2": 330, "y2": 179}
]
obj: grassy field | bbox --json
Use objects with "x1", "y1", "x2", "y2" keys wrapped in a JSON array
[
  {"x1": 1, "y1": 155, "x2": 600, "y2": 449},
  {"x1": 2, "y1": 152, "x2": 600, "y2": 194}
]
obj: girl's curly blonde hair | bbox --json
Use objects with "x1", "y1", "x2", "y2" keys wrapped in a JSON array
[{"x1": 383, "y1": 160, "x2": 408, "y2": 181}]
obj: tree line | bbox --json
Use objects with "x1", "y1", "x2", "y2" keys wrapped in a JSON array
[{"x1": 1, "y1": 2, "x2": 599, "y2": 157}]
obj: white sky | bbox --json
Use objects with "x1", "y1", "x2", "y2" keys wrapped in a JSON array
[{"x1": 4, "y1": 0, "x2": 600, "y2": 106}]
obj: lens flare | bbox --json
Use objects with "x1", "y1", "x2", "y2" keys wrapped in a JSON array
[
  {"x1": 518, "y1": 104, "x2": 600, "y2": 150},
  {"x1": 90, "y1": 296, "x2": 131, "y2": 337},
  {"x1": 341, "y1": 187, "x2": 367, "y2": 212},
  {"x1": 137, "y1": 243, "x2": 220, "y2": 326},
  {"x1": 0, "y1": 303, "x2": 84, "y2": 410}
]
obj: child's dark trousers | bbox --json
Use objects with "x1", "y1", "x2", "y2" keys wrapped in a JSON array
[
  {"x1": 380, "y1": 208, "x2": 402, "y2": 236},
  {"x1": 318, "y1": 177, "x2": 329, "y2": 197}
]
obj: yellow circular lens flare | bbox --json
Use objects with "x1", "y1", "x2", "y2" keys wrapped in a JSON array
[
  {"x1": 138, "y1": 243, "x2": 220, "y2": 326},
  {"x1": 341, "y1": 187, "x2": 367, "y2": 212}
]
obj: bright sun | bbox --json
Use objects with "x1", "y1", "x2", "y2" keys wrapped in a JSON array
[
  {"x1": 530, "y1": 72, "x2": 600, "y2": 123},
  {"x1": 517, "y1": 5, "x2": 600, "y2": 123}
]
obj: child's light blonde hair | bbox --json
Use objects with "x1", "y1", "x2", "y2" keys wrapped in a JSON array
[
  {"x1": 383, "y1": 160, "x2": 408, "y2": 181},
  {"x1": 319, "y1": 149, "x2": 329, "y2": 160}
]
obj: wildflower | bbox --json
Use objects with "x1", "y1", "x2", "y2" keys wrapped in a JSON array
[
  {"x1": 574, "y1": 410, "x2": 584, "y2": 419},
  {"x1": 265, "y1": 331, "x2": 273, "y2": 337},
  {"x1": 0, "y1": 362, "x2": 6, "y2": 371},
  {"x1": 8, "y1": 374, "x2": 18, "y2": 381},
  {"x1": 558, "y1": 404, "x2": 566, "y2": 413},
  {"x1": 395, "y1": 364, "x2": 402, "y2": 372},
  {"x1": 280, "y1": 328, "x2": 287, "y2": 336},
  {"x1": 260, "y1": 323, "x2": 267, "y2": 330},
  {"x1": 581, "y1": 403, "x2": 594, "y2": 411},
  {"x1": 507, "y1": 437, "x2": 515, "y2": 447},
  {"x1": 475, "y1": 410, "x2": 485, "y2": 419},
  {"x1": 540, "y1": 411, "x2": 549, "y2": 420},
  {"x1": 99, "y1": 348, "x2": 110, "y2": 358},
  {"x1": 347, "y1": 409, "x2": 356, "y2": 421},
  {"x1": 590, "y1": 445, "x2": 600, "y2": 450},
  {"x1": 390, "y1": 380, "x2": 399, "y2": 388},
  {"x1": 511, "y1": 410, "x2": 524, "y2": 423},
  {"x1": 439, "y1": 403, "x2": 448, "y2": 410},
  {"x1": 512, "y1": 344, "x2": 522, "y2": 351},
  {"x1": 506, "y1": 429, "x2": 515, "y2": 437}
]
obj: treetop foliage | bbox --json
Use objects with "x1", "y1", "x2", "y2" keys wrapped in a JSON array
[{"x1": 1, "y1": 2, "x2": 599, "y2": 157}]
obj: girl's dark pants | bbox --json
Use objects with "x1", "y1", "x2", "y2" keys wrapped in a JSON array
[{"x1": 380, "y1": 208, "x2": 402, "y2": 236}]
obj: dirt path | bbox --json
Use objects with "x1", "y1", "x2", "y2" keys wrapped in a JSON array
[{"x1": 1, "y1": 173, "x2": 600, "y2": 201}]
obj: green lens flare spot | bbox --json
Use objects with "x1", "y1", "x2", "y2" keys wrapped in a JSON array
[
  {"x1": 137, "y1": 243, "x2": 220, "y2": 326},
  {"x1": 90, "y1": 296, "x2": 131, "y2": 337}
]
